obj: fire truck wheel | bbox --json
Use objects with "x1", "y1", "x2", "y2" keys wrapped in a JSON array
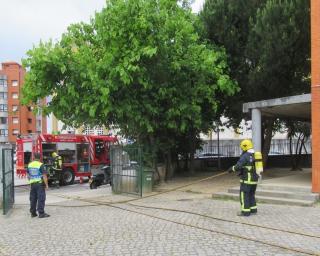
[{"x1": 61, "y1": 168, "x2": 75, "y2": 185}]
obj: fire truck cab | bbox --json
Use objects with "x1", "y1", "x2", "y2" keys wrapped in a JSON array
[{"x1": 16, "y1": 134, "x2": 118, "y2": 185}]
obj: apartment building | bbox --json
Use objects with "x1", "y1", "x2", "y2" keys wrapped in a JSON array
[
  {"x1": 50, "y1": 114, "x2": 110, "y2": 136},
  {"x1": 0, "y1": 62, "x2": 47, "y2": 144}
]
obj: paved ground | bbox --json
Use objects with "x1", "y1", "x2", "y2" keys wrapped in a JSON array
[{"x1": 1, "y1": 170, "x2": 320, "y2": 256}]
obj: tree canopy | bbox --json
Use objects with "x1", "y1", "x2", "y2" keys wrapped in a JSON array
[
  {"x1": 200, "y1": 0, "x2": 310, "y2": 125},
  {"x1": 200, "y1": 0, "x2": 267, "y2": 126},
  {"x1": 200, "y1": 0, "x2": 310, "y2": 165},
  {"x1": 246, "y1": 0, "x2": 310, "y2": 100},
  {"x1": 22, "y1": 0, "x2": 237, "y2": 171}
]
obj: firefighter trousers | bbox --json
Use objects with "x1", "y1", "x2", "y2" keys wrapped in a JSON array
[{"x1": 239, "y1": 183, "x2": 257, "y2": 216}]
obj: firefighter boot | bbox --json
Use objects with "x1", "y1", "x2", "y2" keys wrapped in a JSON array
[
  {"x1": 237, "y1": 211, "x2": 250, "y2": 217},
  {"x1": 31, "y1": 212, "x2": 38, "y2": 218}
]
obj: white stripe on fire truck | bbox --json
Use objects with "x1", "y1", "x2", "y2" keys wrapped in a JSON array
[
  {"x1": 40, "y1": 134, "x2": 45, "y2": 141},
  {"x1": 89, "y1": 139, "x2": 94, "y2": 160}
]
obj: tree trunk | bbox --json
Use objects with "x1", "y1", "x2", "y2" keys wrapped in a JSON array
[
  {"x1": 291, "y1": 133, "x2": 303, "y2": 170},
  {"x1": 289, "y1": 134, "x2": 296, "y2": 170},
  {"x1": 262, "y1": 118, "x2": 274, "y2": 168},
  {"x1": 165, "y1": 150, "x2": 175, "y2": 180},
  {"x1": 294, "y1": 134, "x2": 305, "y2": 171},
  {"x1": 149, "y1": 134, "x2": 159, "y2": 178},
  {"x1": 184, "y1": 153, "x2": 189, "y2": 172},
  {"x1": 176, "y1": 153, "x2": 181, "y2": 173},
  {"x1": 189, "y1": 133, "x2": 196, "y2": 175}
]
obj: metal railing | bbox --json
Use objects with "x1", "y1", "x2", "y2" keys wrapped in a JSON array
[{"x1": 196, "y1": 139, "x2": 311, "y2": 157}]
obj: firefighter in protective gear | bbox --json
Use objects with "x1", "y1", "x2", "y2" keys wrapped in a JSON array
[
  {"x1": 228, "y1": 139, "x2": 259, "y2": 216},
  {"x1": 27, "y1": 153, "x2": 50, "y2": 218},
  {"x1": 49, "y1": 152, "x2": 63, "y2": 187},
  {"x1": 52, "y1": 152, "x2": 62, "y2": 170}
]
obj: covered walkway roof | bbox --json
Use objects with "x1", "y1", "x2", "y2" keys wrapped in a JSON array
[
  {"x1": 242, "y1": 93, "x2": 311, "y2": 170},
  {"x1": 243, "y1": 94, "x2": 311, "y2": 121}
]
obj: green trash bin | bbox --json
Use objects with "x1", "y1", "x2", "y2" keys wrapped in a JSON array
[{"x1": 142, "y1": 168, "x2": 153, "y2": 193}]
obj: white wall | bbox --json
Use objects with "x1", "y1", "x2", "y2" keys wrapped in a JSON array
[{"x1": 200, "y1": 117, "x2": 287, "y2": 141}]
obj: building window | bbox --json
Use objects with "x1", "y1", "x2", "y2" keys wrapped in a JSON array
[
  {"x1": 12, "y1": 105, "x2": 18, "y2": 112},
  {"x1": 12, "y1": 129, "x2": 19, "y2": 135},
  {"x1": 0, "y1": 104, "x2": 8, "y2": 112},
  {"x1": 27, "y1": 106, "x2": 33, "y2": 111},
  {"x1": 0, "y1": 92, "x2": 7, "y2": 99},
  {"x1": 0, "y1": 79, "x2": 7, "y2": 87},
  {"x1": 0, "y1": 129, "x2": 8, "y2": 137},
  {"x1": 12, "y1": 117, "x2": 19, "y2": 124},
  {"x1": 83, "y1": 126, "x2": 105, "y2": 135},
  {"x1": 28, "y1": 118, "x2": 32, "y2": 124},
  {"x1": 96, "y1": 127, "x2": 104, "y2": 135},
  {"x1": 12, "y1": 80, "x2": 18, "y2": 87},
  {"x1": 84, "y1": 126, "x2": 94, "y2": 135},
  {"x1": 27, "y1": 130, "x2": 32, "y2": 134},
  {"x1": 12, "y1": 93, "x2": 18, "y2": 99},
  {"x1": 0, "y1": 117, "x2": 7, "y2": 124}
]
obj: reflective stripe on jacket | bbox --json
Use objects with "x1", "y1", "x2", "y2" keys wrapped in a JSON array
[
  {"x1": 53, "y1": 155, "x2": 62, "y2": 170},
  {"x1": 232, "y1": 150, "x2": 258, "y2": 185},
  {"x1": 27, "y1": 161, "x2": 43, "y2": 184}
]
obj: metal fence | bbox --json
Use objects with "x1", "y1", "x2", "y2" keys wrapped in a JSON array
[
  {"x1": 110, "y1": 145, "x2": 142, "y2": 196},
  {"x1": 269, "y1": 139, "x2": 311, "y2": 155},
  {"x1": 1, "y1": 147, "x2": 14, "y2": 215},
  {"x1": 196, "y1": 139, "x2": 311, "y2": 157}
]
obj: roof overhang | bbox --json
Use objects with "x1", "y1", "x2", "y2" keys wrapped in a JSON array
[{"x1": 243, "y1": 94, "x2": 311, "y2": 121}]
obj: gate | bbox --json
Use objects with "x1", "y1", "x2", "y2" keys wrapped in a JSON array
[
  {"x1": 1, "y1": 148, "x2": 14, "y2": 215},
  {"x1": 110, "y1": 145, "x2": 142, "y2": 196}
]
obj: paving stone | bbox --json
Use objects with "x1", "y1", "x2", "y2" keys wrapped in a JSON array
[{"x1": 1, "y1": 183, "x2": 319, "y2": 255}]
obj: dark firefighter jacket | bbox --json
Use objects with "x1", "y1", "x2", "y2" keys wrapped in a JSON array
[
  {"x1": 53, "y1": 155, "x2": 62, "y2": 170},
  {"x1": 232, "y1": 149, "x2": 259, "y2": 185}
]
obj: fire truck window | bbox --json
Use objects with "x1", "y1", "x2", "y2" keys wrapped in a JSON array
[
  {"x1": 24, "y1": 152, "x2": 32, "y2": 165},
  {"x1": 77, "y1": 144, "x2": 89, "y2": 163},
  {"x1": 42, "y1": 143, "x2": 57, "y2": 151},
  {"x1": 95, "y1": 140, "x2": 105, "y2": 157},
  {"x1": 58, "y1": 150, "x2": 76, "y2": 163}
]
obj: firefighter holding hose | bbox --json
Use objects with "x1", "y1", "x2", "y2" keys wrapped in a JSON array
[{"x1": 228, "y1": 139, "x2": 263, "y2": 217}]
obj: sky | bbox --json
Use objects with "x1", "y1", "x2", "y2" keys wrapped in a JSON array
[{"x1": 0, "y1": 0, "x2": 205, "y2": 64}]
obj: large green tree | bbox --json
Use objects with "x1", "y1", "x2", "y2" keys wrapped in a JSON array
[
  {"x1": 22, "y1": 0, "x2": 237, "y2": 175},
  {"x1": 200, "y1": 0, "x2": 310, "y2": 164},
  {"x1": 200, "y1": 0, "x2": 267, "y2": 126},
  {"x1": 246, "y1": 0, "x2": 310, "y2": 100}
]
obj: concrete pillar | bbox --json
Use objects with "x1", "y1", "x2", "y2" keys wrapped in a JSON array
[
  {"x1": 311, "y1": 0, "x2": 320, "y2": 193},
  {"x1": 252, "y1": 108, "x2": 262, "y2": 152}
]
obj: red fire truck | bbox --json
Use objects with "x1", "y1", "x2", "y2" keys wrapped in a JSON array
[{"x1": 16, "y1": 133, "x2": 118, "y2": 185}]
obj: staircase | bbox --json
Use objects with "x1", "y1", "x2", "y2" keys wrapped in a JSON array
[{"x1": 212, "y1": 183, "x2": 319, "y2": 206}]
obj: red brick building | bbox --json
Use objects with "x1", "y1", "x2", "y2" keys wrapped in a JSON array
[{"x1": 0, "y1": 62, "x2": 47, "y2": 144}]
